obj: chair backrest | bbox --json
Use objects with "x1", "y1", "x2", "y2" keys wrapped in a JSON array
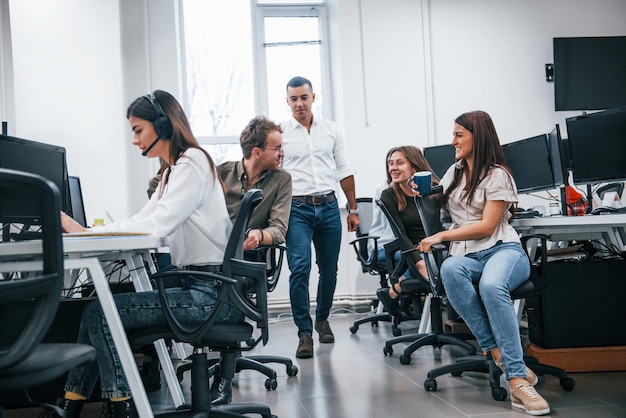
[
  {"x1": 0, "y1": 168, "x2": 64, "y2": 369},
  {"x1": 222, "y1": 189, "x2": 264, "y2": 278},
  {"x1": 413, "y1": 185, "x2": 445, "y2": 237},
  {"x1": 375, "y1": 199, "x2": 425, "y2": 284}
]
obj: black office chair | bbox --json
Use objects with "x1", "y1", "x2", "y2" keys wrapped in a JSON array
[
  {"x1": 127, "y1": 189, "x2": 276, "y2": 418},
  {"x1": 201, "y1": 244, "x2": 298, "y2": 396},
  {"x1": 347, "y1": 197, "x2": 407, "y2": 336},
  {"x1": 377, "y1": 194, "x2": 477, "y2": 362},
  {"x1": 410, "y1": 187, "x2": 575, "y2": 400},
  {"x1": 0, "y1": 169, "x2": 97, "y2": 417}
]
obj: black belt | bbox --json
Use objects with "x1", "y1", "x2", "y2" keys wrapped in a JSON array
[
  {"x1": 292, "y1": 192, "x2": 336, "y2": 205},
  {"x1": 183, "y1": 264, "x2": 222, "y2": 273}
]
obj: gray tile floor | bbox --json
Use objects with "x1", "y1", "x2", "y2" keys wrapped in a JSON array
[
  {"x1": 6, "y1": 311, "x2": 626, "y2": 417},
  {"x1": 150, "y1": 311, "x2": 626, "y2": 418}
]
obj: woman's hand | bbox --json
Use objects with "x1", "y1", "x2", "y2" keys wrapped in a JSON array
[
  {"x1": 60, "y1": 211, "x2": 88, "y2": 233},
  {"x1": 417, "y1": 232, "x2": 444, "y2": 253}
]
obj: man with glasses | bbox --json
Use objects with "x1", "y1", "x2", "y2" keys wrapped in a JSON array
[{"x1": 214, "y1": 116, "x2": 292, "y2": 404}]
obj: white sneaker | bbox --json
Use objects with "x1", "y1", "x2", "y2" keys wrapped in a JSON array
[{"x1": 510, "y1": 381, "x2": 550, "y2": 416}]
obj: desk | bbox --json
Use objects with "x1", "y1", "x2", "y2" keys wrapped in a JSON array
[
  {"x1": 512, "y1": 213, "x2": 626, "y2": 251},
  {"x1": 0, "y1": 235, "x2": 184, "y2": 417}
]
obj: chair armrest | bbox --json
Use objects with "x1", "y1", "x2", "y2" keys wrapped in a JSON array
[{"x1": 348, "y1": 235, "x2": 382, "y2": 267}]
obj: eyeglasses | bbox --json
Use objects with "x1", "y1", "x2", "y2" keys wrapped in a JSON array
[{"x1": 264, "y1": 146, "x2": 283, "y2": 153}]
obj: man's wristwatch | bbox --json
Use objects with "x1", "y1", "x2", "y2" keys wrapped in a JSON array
[{"x1": 348, "y1": 208, "x2": 359, "y2": 215}]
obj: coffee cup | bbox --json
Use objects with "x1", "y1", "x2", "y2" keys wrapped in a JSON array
[{"x1": 408, "y1": 171, "x2": 432, "y2": 196}]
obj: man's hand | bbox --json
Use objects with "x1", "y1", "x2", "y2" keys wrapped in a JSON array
[{"x1": 347, "y1": 213, "x2": 359, "y2": 232}]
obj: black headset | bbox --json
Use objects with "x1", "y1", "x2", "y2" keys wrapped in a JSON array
[{"x1": 143, "y1": 92, "x2": 173, "y2": 139}]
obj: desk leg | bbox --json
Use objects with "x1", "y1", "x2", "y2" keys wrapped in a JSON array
[
  {"x1": 124, "y1": 252, "x2": 185, "y2": 408},
  {"x1": 66, "y1": 258, "x2": 154, "y2": 418}
]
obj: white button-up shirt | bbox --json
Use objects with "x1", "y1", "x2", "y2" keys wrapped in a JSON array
[{"x1": 281, "y1": 115, "x2": 355, "y2": 196}]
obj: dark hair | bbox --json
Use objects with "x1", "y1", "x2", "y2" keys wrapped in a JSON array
[
  {"x1": 286, "y1": 76, "x2": 313, "y2": 91},
  {"x1": 240, "y1": 116, "x2": 283, "y2": 159},
  {"x1": 385, "y1": 145, "x2": 439, "y2": 212},
  {"x1": 126, "y1": 90, "x2": 218, "y2": 190},
  {"x1": 444, "y1": 110, "x2": 514, "y2": 211}
]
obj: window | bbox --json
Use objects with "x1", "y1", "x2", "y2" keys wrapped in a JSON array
[{"x1": 180, "y1": 0, "x2": 330, "y2": 164}]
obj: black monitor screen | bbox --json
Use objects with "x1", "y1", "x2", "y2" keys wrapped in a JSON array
[
  {"x1": 566, "y1": 106, "x2": 626, "y2": 185},
  {"x1": 0, "y1": 135, "x2": 70, "y2": 224},
  {"x1": 553, "y1": 36, "x2": 626, "y2": 111},
  {"x1": 69, "y1": 175, "x2": 87, "y2": 228},
  {"x1": 547, "y1": 124, "x2": 567, "y2": 187},
  {"x1": 424, "y1": 144, "x2": 456, "y2": 179},
  {"x1": 502, "y1": 134, "x2": 556, "y2": 194}
]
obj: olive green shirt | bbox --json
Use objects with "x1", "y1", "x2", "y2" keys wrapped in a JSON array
[{"x1": 218, "y1": 160, "x2": 292, "y2": 245}]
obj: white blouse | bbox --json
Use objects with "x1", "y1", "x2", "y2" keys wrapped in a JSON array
[
  {"x1": 441, "y1": 161, "x2": 520, "y2": 256},
  {"x1": 94, "y1": 148, "x2": 231, "y2": 267}
]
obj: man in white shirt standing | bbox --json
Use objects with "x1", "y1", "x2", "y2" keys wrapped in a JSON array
[{"x1": 281, "y1": 76, "x2": 359, "y2": 358}]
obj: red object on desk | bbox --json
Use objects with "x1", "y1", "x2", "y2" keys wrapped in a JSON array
[{"x1": 565, "y1": 186, "x2": 588, "y2": 216}]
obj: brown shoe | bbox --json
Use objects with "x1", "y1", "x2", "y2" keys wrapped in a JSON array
[
  {"x1": 494, "y1": 358, "x2": 538, "y2": 386},
  {"x1": 510, "y1": 381, "x2": 550, "y2": 416},
  {"x1": 314, "y1": 319, "x2": 335, "y2": 343},
  {"x1": 296, "y1": 332, "x2": 313, "y2": 358}
]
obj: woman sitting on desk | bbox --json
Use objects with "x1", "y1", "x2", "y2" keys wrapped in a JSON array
[
  {"x1": 417, "y1": 110, "x2": 550, "y2": 416},
  {"x1": 54, "y1": 90, "x2": 241, "y2": 418},
  {"x1": 375, "y1": 145, "x2": 438, "y2": 316}
]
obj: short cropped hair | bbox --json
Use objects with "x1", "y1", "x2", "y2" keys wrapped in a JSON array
[{"x1": 240, "y1": 116, "x2": 283, "y2": 159}]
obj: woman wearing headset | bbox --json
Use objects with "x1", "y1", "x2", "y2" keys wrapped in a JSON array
[{"x1": 52, "y1": 90, "x2": 239, "y2": 418}]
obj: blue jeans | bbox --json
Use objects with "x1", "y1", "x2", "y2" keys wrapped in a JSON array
[
  {"x1": 375, "y1": 248, "x2": 417, "y2": 283},
  {"x1": 440, "y1": 241, "x2": 530, "y2": 380},
  {"x1": 65, "y1": 278, "x2": 243, "y2": 399},
  {"x1": 286, "y1": 199, "x2": 342, "y2": 335}
]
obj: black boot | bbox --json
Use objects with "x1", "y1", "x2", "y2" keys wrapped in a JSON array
[
  {"x1": 41, "y1": 397, "x2": 85, "y2": 418},
  {"x1": 103, "y1": 399, "x2": 138, "y2": 418},
  {"x1": 209, "y1": 373, "x2": 233, "y2": 405}
]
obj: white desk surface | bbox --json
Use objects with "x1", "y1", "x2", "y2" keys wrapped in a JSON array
[
  {"x1": 0, "y1": 234, "x2": 168, "y2": 258},
  {"x1": 0, "y1": 234, "x2": 176, "y2": 418},
  {"x1": 512, "y1": 213, "x2": 626, "y2": 228}
]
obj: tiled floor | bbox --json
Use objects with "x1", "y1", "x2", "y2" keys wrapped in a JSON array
[{"x1": 6, "y1": 310, "x2": 626, "y2": 417}]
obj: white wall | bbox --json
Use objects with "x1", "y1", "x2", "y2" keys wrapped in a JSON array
[{"x1": 4, "y1": 0, "x2": 626, "y2": 305}]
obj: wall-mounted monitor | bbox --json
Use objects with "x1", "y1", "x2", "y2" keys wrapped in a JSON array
[
  {"x1": 423, "y1": 144, "x2": 455, "y2": 180},
  {"x1": 0, "y1": 135, "x2": 71, "y2": 225},
  {"x1": 502, "y1": 134, "x2": 559, "y2": 194},
  {"x1": 553, "y1": 36, "x2": 626, "y2": 111},
  {"x1": 566, "y1": 106, "x2": 626, "y2": 185}
]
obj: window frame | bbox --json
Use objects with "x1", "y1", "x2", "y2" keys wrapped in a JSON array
[{"x1": 177, "y1": 1, "x2": 332, "y2": 147}]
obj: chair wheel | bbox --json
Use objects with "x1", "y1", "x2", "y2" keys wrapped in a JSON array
[
  {"x1": 371, "y1": 320, "x2": 379, "y2": 327},
  {"x1": 491, "y1": 386, "x2": 508, "y2": 401},
  {"x1": 264, "y1": 378, "x2": 278, "y2": 391},
  {"x1": 286, "y1": 365, "x2": 299, "y2": 376},
  {"x1": 349, "y1": 325, "x2": 358, "y2": 334},
  {"x1": 392, "y1": 328, "x2": 402, "y2": 337},
  {"x1": 424, "y1": 378, "x2": 437, "y2": 391},
  {"x1": 383, "y1": 345, "x2": 393, "y2": 356},
  {"x1": 560, "y1": 377, "x2": 576, "y2": 391},
  {"x1": 399, "y1": 354, "x2": 412, "y2": 365}
]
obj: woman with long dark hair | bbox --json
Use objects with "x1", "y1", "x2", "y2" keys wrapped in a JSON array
[
  {"x1": 418, "y1": 111, "x2": 549, "y2": 416},
  {"x1": 54, "y1": 90, "x2": 239, "y2": 418}
]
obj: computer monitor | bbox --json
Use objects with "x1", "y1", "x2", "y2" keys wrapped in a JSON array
[
  {"x1": 0, "y1": 135, "x2": 71, "y2": 224},
  {"x1": 553, "y1": 36, "x2": 626, "y2": 111},
  {"x1": 566, "y1": 106, "x2": 626, "y2": 185},
  {"x1": 502, "y1": 134, "x2": 556, "y2": 194},
  {"x1": 69, "y1": 175, "x2": 87, "y2": 228},
  {"x1": 547, "y1": 124, "x2": 567, "y2": 188},
  {"x1": 423, "y1": 144, "x2": 456, "y2": 179}
]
